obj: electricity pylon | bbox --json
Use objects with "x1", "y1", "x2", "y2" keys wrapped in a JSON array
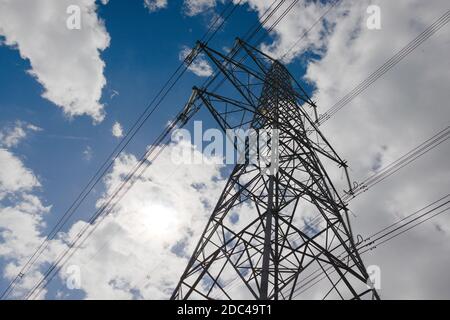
[{"x1": 171, "y1": 38, "x2": 379, "y2": 300}]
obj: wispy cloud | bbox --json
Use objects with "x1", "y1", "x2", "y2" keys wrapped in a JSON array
[
  {"x1": 43, "y1": 134, "x2": 91, "y2": 141},
  {"x1": 144, "y1": 0, "x2": 168, "y2": 12},
  {"x1": 0, "y1": 120, "x2": 42, "y2": 148},
  {"x1": 83, "y1": 146, "x2": 93, "y2": 161},
  {"x1": 183, "y1": 0, "x2": 216, "y2": 16}
]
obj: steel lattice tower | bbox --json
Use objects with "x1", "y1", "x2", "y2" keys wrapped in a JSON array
[{"x1": 171, "y1": 38, "x2": 379, "y2": 300}]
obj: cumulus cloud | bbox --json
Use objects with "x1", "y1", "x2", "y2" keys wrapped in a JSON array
[
  {"x1": 179, "y1": 46, "x2": 213, "y2": 77},
  {"x1": 0, "y1": 121, "x2": 42, "y2": 201},
  {"x1": 244, "y1": 0, "x2": 338, "y2": 62},
  {"x1": 0, "y1": 193, "x2": 60, "y2": 298},
  {"x1": 0, "y1": 126, "x2": 64, "y2": 298},
  {"x1": 0, "y1": 121, "x2": 42, "y2": 148},
  {"x1": 111, "y1": 121, "x2": 124, "y2": 138},
  {"x1": 51, "y1": 141, "x2": 226, "y2": 299},
  {"x1": 186, "y1": 0, "x2": 337, "y2": 62},
  {"x1": 0, "y1": 149, "x2": 40, "y2": 201},
  {"x1": 0, "y1": 0, "x2": 110, "y2": 123}
]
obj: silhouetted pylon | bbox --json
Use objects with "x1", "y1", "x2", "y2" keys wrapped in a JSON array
[{"x1": 171, "y1": 39, "x2": 379, "y2": 300}]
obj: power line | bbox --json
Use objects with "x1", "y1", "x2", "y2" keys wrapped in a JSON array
[
  {"x1": 281, "y1": 0, "x2": 342, "y2": 61},
  {"x1": 359, "y1": 196, "x2": 450, "y2": 252},
  {"x1": 290, "y1": 194, "x2": 450, "y2": 298},
  {"x1": 292, "y1": 197, "x2": 449, "y2": 298},
  {"x1": 317, "y1": 9, "x2": 450, "y2": 125},
  {"x1": 343, "y1": 126, "x2": 450, "y2": 201},
  {"x1": 361, "y1": 194, "x2": 449, "y2": 245},
  {"x1": 281, "y1": 126, "x2": 449, "y2": 251},
  {"x1": 200, "y1": 0, "x2": 289, "y2": 92},
  {"x1": 283, "y1": 126, "x2": 450, "y2": 297}
]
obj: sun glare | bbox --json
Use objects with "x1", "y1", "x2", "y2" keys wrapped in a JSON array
[{"x1": 141, "y1": 204, "x2": 181, "y2": 239}]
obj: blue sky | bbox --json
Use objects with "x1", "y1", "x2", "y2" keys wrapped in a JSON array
[{"x1": 0, "y1": 0, "x2": 449, "y2": 299}]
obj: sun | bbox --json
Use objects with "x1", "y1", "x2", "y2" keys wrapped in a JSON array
[{"x1": 140, "y1": 203, "x2": 181, "y2": 239}]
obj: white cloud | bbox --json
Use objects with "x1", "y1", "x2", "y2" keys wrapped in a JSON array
[
  {"x1": 0, "y1": 149, "x2": 41, "y2": 201},
  {"x1": 53, "y1": 141, "x2": 226, "y2": 299},
  {"x1": 0, "y1": 0, "x2": 110, "y2": 123},
  {"x1": 82, "y1": 145, "x2": 93, "y2": 161},
  {"x1": 144, "y1": 0, "x2": 168, "y2": 12},
  {"x1": 179, "y1": 46, "x2": 213, "y2": 77},
  {"x1": 183, "y1": 0, "x2": 217, "y2": 16},
  {"x1": 0, "y1": 133, "x2": 64, "y2": 298},
  {"x1": 183, "y1": 0, "x2": 334, "y2": 62},
  {"x1": 0, "y1": 121, "x2": 42, "y2": 148},
  {"x1": 0, "y1": 193, "x2": 57, "y2": 299},
  {"x1": 235, "y1": 0, "x2": 341, "y2": 63},
  {"x1": 111, "y1": 121, "x2": 124, "y2": 138}
]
